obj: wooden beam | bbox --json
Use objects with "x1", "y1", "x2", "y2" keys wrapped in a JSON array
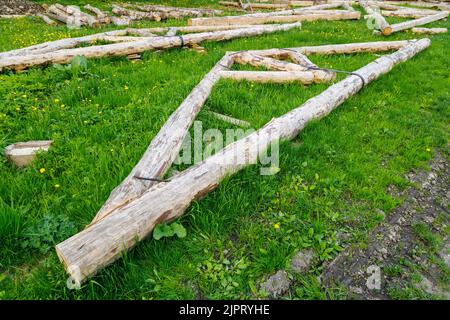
[{"x1": 0, "y1": 23, "x2": 301, "y2": 72}]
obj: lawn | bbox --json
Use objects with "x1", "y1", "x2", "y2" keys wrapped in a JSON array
[{"x1": 0, "y1": 1, "x2": 448, "y2": 299}]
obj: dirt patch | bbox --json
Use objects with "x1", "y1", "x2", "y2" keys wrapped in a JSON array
[
  {"x1": 0, "y1": 0, "x2": 43, "y2": 15},
  {"x1": 320, "y1": 152, "x2": 449, "y2": 299}
]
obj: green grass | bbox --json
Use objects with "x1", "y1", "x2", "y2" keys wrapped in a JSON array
[{"x1": 0, "y1": 1, "x2": 449, "y2": 299}]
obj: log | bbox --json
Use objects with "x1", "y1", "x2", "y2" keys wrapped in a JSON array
[
  {"x1": 0, "y1": 15, "x2": 28, "y2": 19},
  {"x1": 56, "y1": 38, "x2": 431, "y2": 284},
  {"x1": 289, "y1": 1, "x2": 315, "y2": 7},
  {"x1": 66, "y1": 5, "x2": 100, "y2": 27},
  {"x1": 206, "y1": 111, "x2": 251, "y2": 127},
  {"x1": 5, "y1": 140, "x2": 53, "y2": 167},
  {"x1": 232, "y1": 51, "x2": 336, "y2": 82},
  {"x1": 384, "y1": 1, "x2": 450, "y2": 11},
  {"x1": 0, "y1": 25, "x2": 280, "y2": 59},
  {"x1": 360, "y1": 0, "x2": 392, "y2": 35},
  {"x1": 47, "y1": 5, "x2": 79, "y2": 27},
  {"x1": 36, "y1": 13, "x2": 57, "y2": 25},
  {"x1": 369, "y1": 2, "x2": 405, "y2": 11},
  {"x1": 411, "y1": 27, "x2": 448, "y2": 34},
  {"x1": 220, "y1": 70, "x2": 315, "y2": 84},
  {"x1": 109, "y1": 16, "x2": 132, "y2": 26},
  {"x1": 133, "y1": 4, "x2": 222, "y2": 16},
  {"x1": 0, "y1": 22, "x2": 301, "y2": 72},
  {"x1": 0, "y1": 30, "x2": 132, "y2": 58},
  {"x1": 386, "y1": 11, "x2": 449, "y2": 35},
  {"x1": 243, "y1": 40, "x2": 413, "y2": 56},
  {"x1": 188, "y1": 11, "x2": 360, "y2": 26},
  {"x1": 220, "y1": 1, "x2": 289, "y2": 10},
  {"x1": 83, "y1": 4, "x2": 108, "y2": 19},
  {"x1": 112, "y1": 5, "x2": 164, "y2": 21},
  {"x1": 381, "y1": 10, "x2": 438, "y2": 19}
]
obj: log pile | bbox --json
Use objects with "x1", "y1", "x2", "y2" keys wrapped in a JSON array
[
  {"x1": 39, "y1": 3, "x2": 130, "y2": 27},
  {"x1": 54, "y1": 38, "x2": 430, "y2": 284},
  {"x1": 37, "y1": 3, "x2": 223, "y2": 27}
]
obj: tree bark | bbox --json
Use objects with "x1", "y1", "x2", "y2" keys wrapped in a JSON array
[
  {"x1": 188, "y1": 11, "x2": 360, "y2": 26},
  {"x1": 0, "y1": 22, "x2": 301, "y2": 72},
  {"x1": 56, "y1": 38, "x2": 431, "y2": 285}
]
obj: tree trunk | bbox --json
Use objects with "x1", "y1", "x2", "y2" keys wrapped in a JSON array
[
  {"x1": 84, "y1": 4, "x2": 108, "y2": 19},
  {"x1": 386, "y1": 11, "x2": 448, "y2": 35},
  {"x1": 411, "y1": 27, "x2": 447, "y2": 34},
  {"x1": 55, "y1": 39, "x2": 430, "y2": 284},
  {"x1": 0, "y1": 22, "x2": 301, "y2": 72},
  {"x1": 220, "y1": 70, "x2": 315, "y2": 84},
  {"x1": 109, "y1": 16, "x2": 132, "y2": 26},
  {"x1": 37, "y1": 13, "x2": 57, "y2": 25},
  {"x1": 381, "y1": 10, "x2": 439, "y2": 19},
  {"x1": 232, "y1": 51, "x2": 336, "y2": 82},
  {"x1": 188, "y1": 11, "x2": 360, "y2": 26},
  {"x1": 112, "y1": 5, "x2": 164, "y2": 21},
  {"x1": 206, "y1": 111, "x2": 251, "y2": 127}
]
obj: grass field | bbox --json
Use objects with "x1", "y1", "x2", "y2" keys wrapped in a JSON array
[{"x1": 0, "y1": 1, "x2": 448, "y2": 299}]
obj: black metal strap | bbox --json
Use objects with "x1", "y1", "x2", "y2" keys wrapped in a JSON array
[
  {"x1": 177, "y1": 35, "x2": 185, "y2": 48},
  {"x1": 134, "y1": 175, "x2": 170, "y2": 183},
  {"x1": 306, "y1": 66, "x2": 366, "y2": 86}
]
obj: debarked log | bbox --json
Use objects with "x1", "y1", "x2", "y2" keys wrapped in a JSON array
[
  {"x1": 220, "y1": 70, "x2": 315, "y2": 84},
  {"x1": 385, "y1": 11, "x2": 448, "y2": 35},
  {"x1": 56, "y1": 38, "x2": 431, "y2": 284},
  {"x1": 0, "y1": 22, "x2": 301, "y2": 72},
  {"x1": 411, "y1": 27, "x2": 447, "y2": 34},
  {"x1": 189, "y1": 11, "x2": 360, "y2": 26}
]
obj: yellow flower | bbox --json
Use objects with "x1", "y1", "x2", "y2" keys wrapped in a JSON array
[
  {"x1": 274, "y1": 223, "x2": 280, "y2": 230},
  {"x1": 124, "y1": 85, "x2": 129, "y2": 90},
  {"x1": 54, "y1": 98, "x2": 60, "y2": 103},
  {"x1": 54, "y1": 184, "x2": 60, "y2": 188},
  {"x1": 39, "y1": 168, "x2": 46, "y2": 174},
  {"x1": 426, "y1": 147, "x2": 431, "y2": 152}
]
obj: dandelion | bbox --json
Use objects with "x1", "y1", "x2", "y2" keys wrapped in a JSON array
[
  {"x1": 54, "y1": 184, "x2": 60, "y2": 188},
  {"x1": 22, "y1": 94, "x2": 27, "y2": 98},
  {"x1": 39, "y1": 168, "x2": 46, "y2": 174},
  {"x1": 426, "y1": 147, "x2": 431, "y2": 152},
  {"x1": 124, "y1": 85, "x2": 129, "y2": 90},
  {"x1": 274, "y1": 223, "x2": 280, "y2": 230},
  {"x1": 54, "y1": 98, "x2": 60, "y2": 103}
]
